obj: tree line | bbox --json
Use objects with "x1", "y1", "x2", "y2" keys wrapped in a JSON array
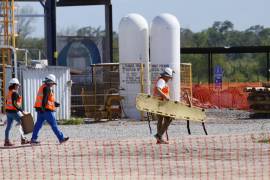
[
  {"x1": 12, "y1": 15, "x2": 270, "y2": 82},
  {"x1": 181, "y1": 20, "x2": 270, "y2": 83}
]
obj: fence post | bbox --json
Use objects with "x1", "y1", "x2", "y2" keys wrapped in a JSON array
[{"x1": 140, "y1": 63, "x2": 144, "y2": 121}]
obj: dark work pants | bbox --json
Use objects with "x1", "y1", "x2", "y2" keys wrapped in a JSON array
[{"x1": 156, "y1": 115, "x2": 172, "y2": 137}]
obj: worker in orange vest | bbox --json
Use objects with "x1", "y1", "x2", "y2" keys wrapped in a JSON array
[
  {"x1": 4, "y1": 78, "x2": 30, "y2": 146},
  {"x1": 153, "y1": 67, "x2": 174, "y2": 144},
  {"x1": 31, "y1": 74, "x2": 69, "y2": 144}
]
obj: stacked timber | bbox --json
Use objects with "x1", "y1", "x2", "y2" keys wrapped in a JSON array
[{"x1": 245, "y1": 86, "x2": 270, "y2": 118}]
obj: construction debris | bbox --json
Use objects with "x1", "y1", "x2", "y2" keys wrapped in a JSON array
[{"x1": 245, "y1": 85, "x2": 270, "y2": 118}]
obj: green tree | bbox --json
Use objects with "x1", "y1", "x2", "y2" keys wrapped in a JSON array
[{"x1": 76, "y1": 26, "x2": 105, "y2": 37}]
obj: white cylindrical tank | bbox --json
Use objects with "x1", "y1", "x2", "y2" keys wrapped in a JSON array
[
  {"x1": 150, "y1": 13, "x2": 181, "y2": 101},
  {"x1": 119, "y1": 13, "x2": 150, "y2": 120}
]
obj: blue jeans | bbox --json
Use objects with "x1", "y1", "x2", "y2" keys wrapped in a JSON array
[
  {"x1": 31, "y1": 111, "x2": 64, "y2": 142},
  {"x1": 5, "y1": 112, "x2": 22, "y2": 140}
]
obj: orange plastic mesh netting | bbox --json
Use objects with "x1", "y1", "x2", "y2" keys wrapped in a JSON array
[{"x1": 186, "y1": 82, "x2": 262, "y2": 110}]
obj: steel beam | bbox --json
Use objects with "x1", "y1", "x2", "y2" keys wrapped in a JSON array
[
  {"x1": 105, "y1": 2, "x2": 113, "y2": 62},
  {"x1": 57, "y1": 0, "x2": 108, "y2": 6},
  {"x1": 267, "y1": 52, "x2": 270, "y2": 81},
  {"x1": 56, "y1": 0, "x2": 113, "y2": 63},
  {"x1": 182, "y1": 46, "x2": 270, "y2": 54},
  {"x1": 207, "y1": 53, "x2": 213, "y2": 84},
  {"x1": 45, "y1": 0, "x2": 57, "y2": 65}
]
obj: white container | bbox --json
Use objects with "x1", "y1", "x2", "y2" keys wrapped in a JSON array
[
  {"x1": 119, "y1": 13, "x2": 149, "y2": 120},
  {"x1": 18, "y1": 66, "x2": 71, "y2": 120},
  {"x1": 150, "y1": 13, "x2": 181, "y2": 101}
]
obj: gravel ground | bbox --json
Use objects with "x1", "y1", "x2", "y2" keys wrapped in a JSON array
[
  {"x1": 1, "y1": 109, "x2": 270, "y2": 180},
  {"x1": 0, "y1": 109, "x2": 270, "y2": 141}
]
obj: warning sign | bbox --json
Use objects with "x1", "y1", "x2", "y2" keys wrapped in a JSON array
[
  {"x1": 120, "y1": 64, "x2": 141, "y2": 84},
  {"x1": 151, "y1": 64, "x2": 170, "y2": 82},
  {"x1": 214, "y1": 65, "x2": 223, "y2": 89}
]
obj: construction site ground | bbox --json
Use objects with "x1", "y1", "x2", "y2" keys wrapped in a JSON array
[{"x1": 0, "y1": 109, "x2": 270, "y2": 179}]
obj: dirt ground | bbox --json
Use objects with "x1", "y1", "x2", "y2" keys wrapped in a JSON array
[
  {"x1": 0, "y1": 133, "x2": 270, "y2": 180},
  {"x1": 1, "y1": 110, "x2": 270, "y2": 179}
]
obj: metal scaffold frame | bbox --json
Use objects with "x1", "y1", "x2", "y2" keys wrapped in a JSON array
[
  {"x1": 13, "y1": 0, "x2": 113, "y2": 65},
  {"x1": 0, "y1": 0, "x2": 16, "y2": 47},
  {"x1": 0, "y1": 0, "x2": 17, "y2": 112}
]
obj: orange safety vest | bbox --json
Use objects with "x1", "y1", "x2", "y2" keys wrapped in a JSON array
[
  {"x1": 34, "y1": 84, "x2": 56, "y2": 111},
  {"x1": 153, "y1": 77, "x2": 170, "y2": 99},
  {"x1": 6, "y1": 90, "x2": 22, "y2": 111}
]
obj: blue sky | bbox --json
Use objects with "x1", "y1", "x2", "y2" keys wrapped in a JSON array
[{"x1": 18, "y1": 0, "x2": 270, "y2": 37}]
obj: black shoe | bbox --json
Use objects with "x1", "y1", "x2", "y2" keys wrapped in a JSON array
[
  {"x1": 60, "y1": 137, "x2": 69, "y2": 144},
  {"x1": 30, "y1": 140, "x2": 40, "y2": 145}
]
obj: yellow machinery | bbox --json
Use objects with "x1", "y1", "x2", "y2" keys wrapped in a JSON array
[
  {"x1": 81, "y1": 88, "x2": 124, "y2": 121},
  {"x1": 89, "y1": 88, "x2": 124, "y2": 121},
  {"x1": 80, "y1": 63, "x2": 124, "y2": 120},
  {"x1": 0, "y1": 0, "x2": 16, "y2": 111},
  {"x1": 94, "y1": 93, "x2": 124, "y2": 121}
]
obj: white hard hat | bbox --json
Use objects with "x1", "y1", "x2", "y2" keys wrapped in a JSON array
[
  {"x1": 161, "y1": 67, "x2": 174, "y2": 78},
  {"x1": 45, "y1": 74, "x2": 56, "y2": 84},
  {"x1": 9, "y1": 78, "x2": 20, "y2": 85}
]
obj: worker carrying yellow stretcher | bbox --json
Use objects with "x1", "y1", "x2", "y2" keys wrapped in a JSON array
[
  {"x1": 136, "y1": 67, "x2": 207, "y2": 144},
  {"x1": 136, "y1": 93, "x2": 206, "y2": 122}
]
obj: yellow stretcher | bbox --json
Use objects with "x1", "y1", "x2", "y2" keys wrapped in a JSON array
[{"x1": 136, "y1": 93, "x2": 208, "y2": 135}]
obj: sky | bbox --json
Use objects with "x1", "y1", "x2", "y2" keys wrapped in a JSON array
[{"x1": 17, "y1": 0, "x2": 270, "y2": 37}]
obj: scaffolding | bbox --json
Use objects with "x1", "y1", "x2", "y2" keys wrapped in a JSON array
[
  {"x1": 0, "y1": 0, "x2": 16, "y2": 47},
  {"x1": 181, "y1": 63, "x2": 192, "y2": 97},
  {"x1": 0, "y1": 0, "x2": 16, "y2": 111}
]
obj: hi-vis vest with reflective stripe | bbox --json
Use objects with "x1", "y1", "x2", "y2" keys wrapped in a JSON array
[
  {"x1": 153, "y1": 77, "x2": 170, "y2": 99},
  {"x1": 34, "y1": 84, "x2": 56, "y2": 111},
  {"x1": 6, "y1": 90, "x2": 22, "y2": 110}
]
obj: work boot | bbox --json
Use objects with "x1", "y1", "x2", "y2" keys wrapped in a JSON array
[
  {"x1": 156, "y1": 138, "x2": 169, "y2": 144},
  {"x1": 60, "y1": 137, "x2": 69, "y2": 144},
  {"x1": 154, "y1": 133, "x2": 161, "y2": 140},
  {"x1": 21, "y1": 138, "x2": 30, "y2": 145},
  {"x1": 4, "y1": 139, "x2": 14, "y2": 147},
  {"x1": 154, "y1": 134, "x2": 168, "y2": 144}
]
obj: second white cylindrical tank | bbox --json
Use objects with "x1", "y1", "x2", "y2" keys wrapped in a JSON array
[
  {"x1": 119, "y1": 13, "x2": 150, "y2": 120},
  {"x1": 150, "y1": 13, "x2": 181, "y2": 101}
]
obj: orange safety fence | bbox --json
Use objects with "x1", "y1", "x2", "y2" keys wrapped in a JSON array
[
  {"x1": 188, "y1": 82, "x2": 262, "y2": 110},
  {"x1": 1, "y1": 133, "x2": 270, "y2": 179}
]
